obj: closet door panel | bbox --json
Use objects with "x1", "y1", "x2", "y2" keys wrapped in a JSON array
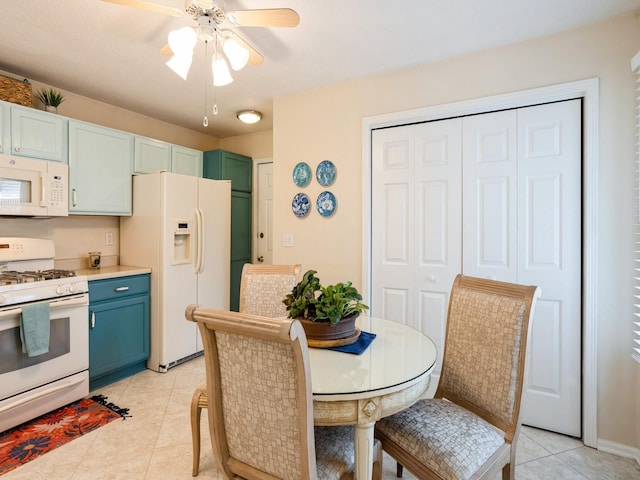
[
  {"x1": 462, "y1": 110, "x2": 517, "y2": 282},
  {"x1": 372, "y1": 120, "x2": 461, "y2": 373},
  {"x1": 517, "y1": 100, "x2": 582, "y2": 436},
  {"x1": 371, "y1": 126, "x2": 415, "y2": 324},
  {"x1": 414, "y1": 119, "x2": 461, "y2": 370}
]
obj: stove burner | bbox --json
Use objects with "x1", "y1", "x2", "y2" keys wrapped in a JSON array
[
  {"x1": 0, "y1": 269, "x2": 77, "y2": 285},
  {"x1": 36, "y1": 269, "x2": 77, "y2": 280}
]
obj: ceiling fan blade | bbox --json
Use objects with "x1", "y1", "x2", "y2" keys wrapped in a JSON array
[
  {"x1": 160, "y1": 43, "x2": 173, "y2": 56},
  {"x1": 226, "y1": 8, "x2": 300, "y2": 27},
  {"x1": 222, "y1": 30, "x2": 264, "y2": 66},
  {"x1": 101, "y1": 0, "x2": 184, "y2": 17}
]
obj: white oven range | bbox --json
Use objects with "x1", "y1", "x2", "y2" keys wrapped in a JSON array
[{"x1": 0, "y1": 237, "x2": 88, "y2": 432}]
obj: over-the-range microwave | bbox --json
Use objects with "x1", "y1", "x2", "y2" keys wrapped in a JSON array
[{"x1": 0, "y1": 154, "x2": 68, "y2": 216}]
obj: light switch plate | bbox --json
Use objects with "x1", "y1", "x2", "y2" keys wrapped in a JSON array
[{"x1": 282, "y1": 233, "x2": 294, "y2": 247}]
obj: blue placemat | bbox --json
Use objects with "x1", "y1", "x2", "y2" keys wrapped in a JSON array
[{"x1": 328, "y1": 331, "x2": 376, "y2": 355}]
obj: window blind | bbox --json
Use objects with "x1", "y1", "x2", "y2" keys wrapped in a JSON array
[{"x1": 632, "y1": 51, "x2": 640, "y2": 364}]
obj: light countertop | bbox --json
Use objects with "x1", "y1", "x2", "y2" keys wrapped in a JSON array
[{"x1": 75, "y1": 265, "x2": 151, "y2": 281}]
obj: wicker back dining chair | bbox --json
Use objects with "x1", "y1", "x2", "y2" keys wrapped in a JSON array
[
  {"x1": 238, "y1": 263, "x2": 302, "y2": 317},
  {"x1": 190, "y1": 263, "x2": 302, "y2": 476},
  {"x1": 185, "y1": 305, "x2": 380, "y2": 479},
  {"x1": 374, "y1": 274, "x2": 540, "y2": 480}
]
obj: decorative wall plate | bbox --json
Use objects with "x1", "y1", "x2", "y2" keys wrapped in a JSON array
[
  {"x1": 292, "y1": 193, "x2": 311, "y2": 217},
  {"x1": 292, "y1": 162, "x2": 312, "y2": 187},
  {"x1": 316, "y1": 160, "x2": 336, "y2": 186},
  {"x1": 316, "y1": 191, "x2": 337, "y2": 217}
]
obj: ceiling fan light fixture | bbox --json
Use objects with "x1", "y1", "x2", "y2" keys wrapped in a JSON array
[
  {"x1": 192, "y1": 0, "x2": 215, "y2": 9},
  {"x1": 167, "y1": 26, "x2": 198, "y2": 56},
  {"x1": 236, "y1": 110, "x2": 263, "y2": 124},
  {"x1": 223, "y1": 37, "x2": 250, "y2": 71},
  {"x1": 212, "y1": 57, "x2": 233, "y2": 86},
  {"x1": 166, "y1": 54, "x2": 193, "y2": 80}
]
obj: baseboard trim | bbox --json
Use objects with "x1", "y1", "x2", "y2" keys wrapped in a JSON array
[{"x1": 597, "y1": 439, "x2": 640, "y2": 466}]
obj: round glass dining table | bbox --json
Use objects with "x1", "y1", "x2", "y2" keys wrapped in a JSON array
[{"x1": 308, "y1": 315, "x2": 437, "y2": 480}]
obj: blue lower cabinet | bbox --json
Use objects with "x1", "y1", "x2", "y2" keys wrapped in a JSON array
[{"x1": 88, "y1": 274, "x2": 150, "y2": 390}]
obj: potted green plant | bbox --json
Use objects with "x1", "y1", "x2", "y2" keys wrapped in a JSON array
[
  {"x1": 283, "y1": 269, "x2": 369, "y2": 342},
  {"x1": 36, "y1": 88, "x2": 65, "y2": 113}
]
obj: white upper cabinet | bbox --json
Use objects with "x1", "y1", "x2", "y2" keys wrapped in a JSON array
[
  {"x1": 134, "y1": 136, "x2": 171, "y2": 173},
  {"x1": 8, "y1": 102, "x2": 67, "y2": 162},
  {"x1": 134, "y1": 136, "x2": 202, "y2": 177},
  {"x1": 171, "y1": 145, "x2": 202, "y2": 177},
  {"x1": 68, "y1": 120, "x2": 133, "y2": 215}
]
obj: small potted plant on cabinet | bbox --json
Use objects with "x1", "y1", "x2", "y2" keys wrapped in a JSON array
[
  {"x1": 36, "y1": 88, "x2": 65, "y2": 113},
  {"x1": 283, "y1": 269, "x2": 369, "y2": 342}
]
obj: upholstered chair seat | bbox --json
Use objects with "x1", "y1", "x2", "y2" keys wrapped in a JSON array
[
  {"x1": 375, "y1": 399, "x2": 505, "y2": 479},
  {"x1": 314, "y1": 426, "x2": 356, "y2": 478}
]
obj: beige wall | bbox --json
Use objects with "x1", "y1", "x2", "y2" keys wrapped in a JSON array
[
  {"x1": 220, "y1": 129, "x2": 273, "y2": 159},
  {"x1": 273, "y1": 14, "x2": 640, "y2": 451}
]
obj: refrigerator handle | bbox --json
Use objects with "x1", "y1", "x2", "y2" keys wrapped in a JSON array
[{"x1": 195, "y1": 207, "x2": 205, "y2": 274}]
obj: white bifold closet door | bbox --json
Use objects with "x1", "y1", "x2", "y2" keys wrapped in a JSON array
[{"x1": 371, "y1": 99, "x2": 581, "y2": 436}]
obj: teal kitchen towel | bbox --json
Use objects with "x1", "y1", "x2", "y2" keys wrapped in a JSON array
[{"x1": 20, "y1": 302, "x2": 50, "y2": 357}]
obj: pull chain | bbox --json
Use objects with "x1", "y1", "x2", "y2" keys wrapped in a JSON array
[
  {"x1": 213, "y1": 34, "x2": 219, "y2": 115},
  {"x1": 203, "y1": 40, "x2": 209, "y2": 127}
]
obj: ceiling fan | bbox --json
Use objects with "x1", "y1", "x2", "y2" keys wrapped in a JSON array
[{"x1": 102, "y1": 0, "x2": 299, "y2": 83}]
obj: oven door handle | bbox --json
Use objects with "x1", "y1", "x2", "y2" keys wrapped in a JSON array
[
  {"x1": 0, "y1": 374, "x2": 86, "y2": 414},
  {"x1": 0, "y1": 294, "x2": 88, "y2": 320}
]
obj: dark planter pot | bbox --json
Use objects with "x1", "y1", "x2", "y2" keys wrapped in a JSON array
[{"x1": 298, "y1": 313, "x2": 358, "y2": 341}]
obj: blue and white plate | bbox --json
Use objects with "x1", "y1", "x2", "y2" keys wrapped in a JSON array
[
  {"x1": 316, "y1": 160, "x2": 336, "y2": 186},
  {"x1": 316, "y1": 191, "x2": 337, "y2": 217},
  {"x1": 292, "y1": 162, "x2": 312, "y2": 187},
  {"x1": 292, "y1": 193, "x2": 311, "y2": 217}
]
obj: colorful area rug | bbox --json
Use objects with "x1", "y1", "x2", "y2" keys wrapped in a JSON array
[{"x1": 0, "y1": 394, "x2": 129, "y2": 475}]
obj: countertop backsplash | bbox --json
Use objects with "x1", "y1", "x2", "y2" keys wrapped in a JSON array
[
  {"x1": 55, "y1": 254, "x2": 119, "y2": 272},
  {"x1": 1, "y1": 215, "x2": 120, "y2": 265}
]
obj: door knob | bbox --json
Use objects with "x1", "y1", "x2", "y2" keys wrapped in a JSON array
[{"x1": 257, "y1": 256, "x2": 264, "y2": 263}]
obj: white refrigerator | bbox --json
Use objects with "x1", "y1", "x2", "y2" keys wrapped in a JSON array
[{"x1": 120, "y1": 171, "x2": 231, "y2": 372}]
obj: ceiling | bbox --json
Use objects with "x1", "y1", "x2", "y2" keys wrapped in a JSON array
[{"x1": 2, "y1": 0, "x2": 640, "y2": 139}]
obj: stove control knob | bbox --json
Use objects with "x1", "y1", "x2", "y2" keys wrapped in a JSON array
[
  {"x1": 69, "y1": 283, "x2": 76, "y2": 293},
  {"x1": 56, "y1": 285, "x2": 63, "y2": 295}
]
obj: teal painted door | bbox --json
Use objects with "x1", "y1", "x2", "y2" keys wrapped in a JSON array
[
  {"x1": 203, "y1": 149, "x2": 252, "y2": 311},
  {"x1": 230, "y1": 191, "x2": 251, "y2": 310}
]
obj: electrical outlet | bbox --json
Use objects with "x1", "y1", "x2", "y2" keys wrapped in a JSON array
[{"x1": 105, "y1": 232, "x2": 114, "y2": 246}]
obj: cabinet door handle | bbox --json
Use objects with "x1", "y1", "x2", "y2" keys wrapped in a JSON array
[
  {"x1": 90, "y1": 310, "x2": 95, "y2": 329},
  {"x1": 72, "y1": 189, "x2": 77, "y2": 207},
  {"x1": 14, "y1": 146, "x2": 21, "y2": 152},
  {"x1": 114, "y1": 286, "x2": 130, "y2": 292}
]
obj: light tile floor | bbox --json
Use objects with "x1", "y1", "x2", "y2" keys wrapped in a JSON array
[{"x1": 3, "y1": 356, "x2": 640, "y2": 479}]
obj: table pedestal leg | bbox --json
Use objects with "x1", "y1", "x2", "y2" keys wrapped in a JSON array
[{"x1": 354, "y1": 422, "x2": 374, "y2": 480}]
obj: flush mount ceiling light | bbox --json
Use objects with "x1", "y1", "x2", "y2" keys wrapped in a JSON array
[{"x1": 236, "y1": 110, "x2": 263, "y2": 124}]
